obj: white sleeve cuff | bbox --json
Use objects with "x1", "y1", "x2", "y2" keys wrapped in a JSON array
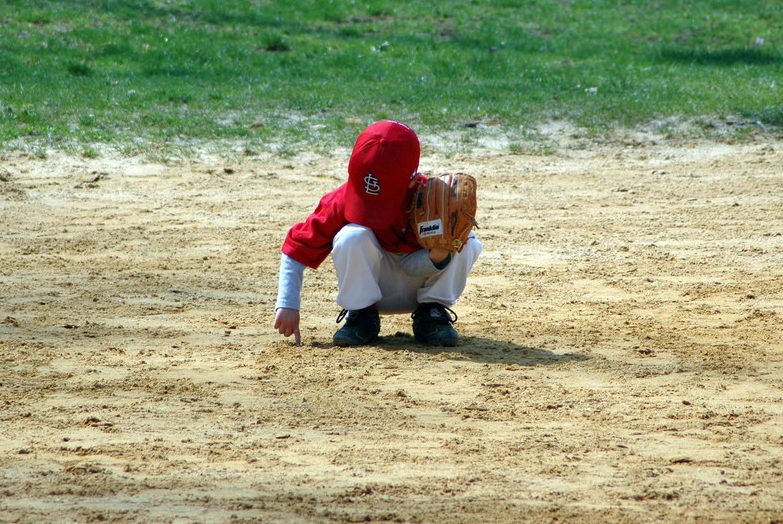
[{"x1": 275, "y1": 253, "x2": 306, "y2": 310}]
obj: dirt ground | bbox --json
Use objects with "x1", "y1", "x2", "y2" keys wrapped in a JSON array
[{"x1": 1, "y1": 135, "x2": 782, "y2": 523}]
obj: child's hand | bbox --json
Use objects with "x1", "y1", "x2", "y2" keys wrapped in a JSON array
[
  {"x1": 429, "y1": 248, "x2": 450, "y2": 264},
  {"x1": 274, "y1": 307, "x2": 301, "y2": 346}
]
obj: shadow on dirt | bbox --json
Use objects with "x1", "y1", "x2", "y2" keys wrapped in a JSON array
[{"x1": 378, "y1": 332, "x2": 590, "y2": 366}]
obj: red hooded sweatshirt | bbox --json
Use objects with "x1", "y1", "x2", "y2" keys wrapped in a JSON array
[
  {"x1": 281, "y1": 120, "x2": 425, "y2": 269},
  {"x1": 282, "y1": 177, "x2": 427, "y2": 269}
]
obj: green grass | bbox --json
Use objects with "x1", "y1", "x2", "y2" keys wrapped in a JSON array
[{"x1": 1, "y1": 0, "x2": 781, "y2": 153}]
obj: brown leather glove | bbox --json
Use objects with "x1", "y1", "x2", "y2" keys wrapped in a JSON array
[{"x1": 410, "y1": 173, "x2": 478, "y2": 252}]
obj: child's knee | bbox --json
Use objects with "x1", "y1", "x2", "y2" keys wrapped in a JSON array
[
  {"x1": 460, "y1": 234, "x2": 482, "y2": 263},
  {"x1": 333, "y1": 224, "x2": 380, "y2": 253}
]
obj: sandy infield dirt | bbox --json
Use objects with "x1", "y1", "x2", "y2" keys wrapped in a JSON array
[{"x1": 1, "y1": 136, "x2": 782, "y2": 522}]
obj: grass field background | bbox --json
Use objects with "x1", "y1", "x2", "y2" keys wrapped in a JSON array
[{"x1": 1, "y1": 0, "x2": 782, "y2": 155}]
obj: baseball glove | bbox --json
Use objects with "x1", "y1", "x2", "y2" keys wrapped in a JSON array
[{"x1": 410, "y1": 172, "x2": 478, "y2": 252}]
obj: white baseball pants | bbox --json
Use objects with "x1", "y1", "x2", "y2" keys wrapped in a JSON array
[{"x1": 331, "y1": 224, "x2": 481, "y2": 314}]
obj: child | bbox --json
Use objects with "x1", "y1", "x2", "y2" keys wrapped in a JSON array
[{"x1": 274, "y1": 120, "x2": 481, "y2": 346}]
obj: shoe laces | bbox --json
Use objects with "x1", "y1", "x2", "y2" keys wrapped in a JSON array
[
  {"x1": 335, "y1": 307, "x2": 378, "y2": 324},
  {"x1": 411, "y1": 304, "x2": 458, "y2": 324}
]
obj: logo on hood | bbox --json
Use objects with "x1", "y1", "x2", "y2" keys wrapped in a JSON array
[{"x1": 364, "y1": 173, "x2": 380, "y2": 195}]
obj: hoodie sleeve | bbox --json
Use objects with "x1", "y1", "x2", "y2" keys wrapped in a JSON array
[{"x1": 281, "y1": 186, "x2": 348, "y2": 269}]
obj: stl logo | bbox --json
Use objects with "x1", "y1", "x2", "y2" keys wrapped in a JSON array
[{"x1": 364, "y1": 173, "x2": 381, "y2": 195}]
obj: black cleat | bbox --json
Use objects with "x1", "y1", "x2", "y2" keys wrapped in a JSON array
[
  {"x1": 333, "y1": 306, "x2": 380, "y2": 346},
  {"x1": 411, "y1": 303, "x2": 459, "y2": 347}
]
